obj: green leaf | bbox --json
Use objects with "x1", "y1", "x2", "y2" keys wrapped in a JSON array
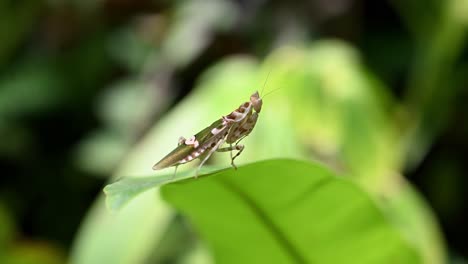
[
  {"x1": 104, "y1": 166, "x2": 227, "y2": 211},
  {"x1": 161, "y1": 159, "x2": 422, "y2": 264}
]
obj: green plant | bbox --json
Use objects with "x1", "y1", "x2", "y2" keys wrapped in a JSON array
[{"x1": 71, "y1": 42, "x2": 447, "y2": 263}]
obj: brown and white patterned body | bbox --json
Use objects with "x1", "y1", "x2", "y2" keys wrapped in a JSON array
[
  {"x1": 178, "y1": 121, "x2": 229, "y2": 165},
  {"x1": 152, "y1": 91, "x2": 263, "y2": 177},
  {"x1": 224, "y1": 91, "x2": 262, "y2": 144}
]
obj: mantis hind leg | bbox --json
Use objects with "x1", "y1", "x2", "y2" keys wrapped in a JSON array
[
  {"x1": 195, "y1": 139, "x2": 225, "y2": 178},
  {"x1": 229, "y1": 144, "x2": 233, "y2": 162},
  {"x1": 171, "y1": 165, "x2": 179, "y2": 180}
]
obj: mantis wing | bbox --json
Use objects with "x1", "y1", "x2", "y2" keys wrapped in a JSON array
[{"x1": 152, "y1": 119, "x2": 225, "y2": 170}]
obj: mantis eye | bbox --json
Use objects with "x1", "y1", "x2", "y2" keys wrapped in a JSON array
[
  {"x1": 253, "y1": 99, "x2": 262, "y2": 112},
  {"x1": 250, "y1": 91, "x2": 262, "y2": 112}
]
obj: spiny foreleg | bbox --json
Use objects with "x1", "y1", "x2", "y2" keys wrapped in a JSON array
[{"x1": 217, "y1": 144, "x2": 245, "y2": 169}]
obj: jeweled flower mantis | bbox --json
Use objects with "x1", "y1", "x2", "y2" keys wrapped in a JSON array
[{"x1": 152, "y1": 73, "x2": 279, "y2": 178}]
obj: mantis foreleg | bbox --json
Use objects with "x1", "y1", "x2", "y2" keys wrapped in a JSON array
[{"x1": 217, "y1": 144, "x2": 245, "y2": 169}]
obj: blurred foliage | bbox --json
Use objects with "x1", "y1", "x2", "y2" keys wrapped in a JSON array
[
  {"x1": 94, "y1": 44, "x2": 443, "y2": 263},
  {"x1": 1, "y1": 0, "x2": 468, "y2": 263},
  {"x1": 0, "y1": 203, "x2": 66, "y2": 264},
  {"x1": 391, "y1": 0, "x2": 468, "y2": 168}
]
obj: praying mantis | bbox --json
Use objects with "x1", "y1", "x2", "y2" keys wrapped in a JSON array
[{"x1": 152, "y1": 90, "x2": 264, "y2": 178}]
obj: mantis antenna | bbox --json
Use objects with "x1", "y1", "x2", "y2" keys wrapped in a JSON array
[
  {"x1": 260, "y1": 68, "x2": 272, "y2": 97},
  {"x1": 261, "y1": 86, "x2": 283, "y2": 99},
  {"x1": 259, "y1": 68, "x2": 283, "y2": 99}
]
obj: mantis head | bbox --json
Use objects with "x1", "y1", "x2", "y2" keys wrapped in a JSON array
[{"x1": 251, "y1": 91, "x2": 263, "y2": 113}]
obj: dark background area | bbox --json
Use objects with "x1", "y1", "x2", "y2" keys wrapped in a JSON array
[{"x1": 0, "y1": 0, "x2": 466, "y2": 262}]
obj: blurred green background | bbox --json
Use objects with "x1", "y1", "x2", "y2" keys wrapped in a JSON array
[{"x1": 0, "y1": 0, "x2": 467, "y2": 263}]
